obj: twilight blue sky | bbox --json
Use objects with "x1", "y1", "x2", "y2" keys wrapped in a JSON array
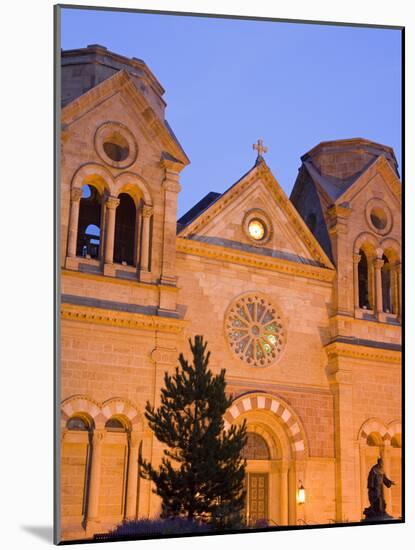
[{"x1": 61, "y1": 7, "x2": 402, "y2": 217}]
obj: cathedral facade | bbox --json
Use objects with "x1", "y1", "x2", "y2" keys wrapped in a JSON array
[{"x1": 59, "y1": 45, "x2": 402, "y2": 541}]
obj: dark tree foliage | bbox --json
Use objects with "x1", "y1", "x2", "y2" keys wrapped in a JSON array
[{"x1": 139, "y1": 335, "x2": 247, "y2": 528}]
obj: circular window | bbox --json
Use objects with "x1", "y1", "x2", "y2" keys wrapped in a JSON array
[
  {"x1": 243, "y1": 209, "x2": 272, "y2": 245},
  {"x1": 103, "y1": 133, "x2": 130, "y2": 162},
  {"x1": 225, "y1": 293, "x2": 285, "y2": 367},
  {"x1": 365, "y1": 199, "x2": 393, "y2": 235},
  {"x1": 94, "y1": 122, "x2": 138, "y2": 168},
  {"x1": 370, "y1": 207, "x2": 387, "y2": 230},
  {"x1": 248, "y1": 219, "x2": 266, "y2": 241}
]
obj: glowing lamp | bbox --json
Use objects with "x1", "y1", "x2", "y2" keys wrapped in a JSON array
[{"x1": 297, "y1": 481, "x2": 305, "y2": 505}]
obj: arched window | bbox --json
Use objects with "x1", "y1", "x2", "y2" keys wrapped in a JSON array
[
  {"x1": 105, "y1": 417, "x2": 127, "y2": 432},
  {"x1": 62, "y1": 415, "x2": 93, "y2": 524},
  {"x1": 381, "y1": 255, "x2": 392, "y2": 313},
  {"x1": 358, "y1": 249, "x2": 371, "y2": 309},
  {"x1": 242, "y1": 432, "x2": 270, "y2": 460},
  {"x1": 67, "y1": 415, "x2": 92, "y2": 431},
  {"x1": 114, "y1": 193, "x2": 136, "y2": 266},
  {"x1": 76, "y1": 184, "x2": 102, "y2": 259}
]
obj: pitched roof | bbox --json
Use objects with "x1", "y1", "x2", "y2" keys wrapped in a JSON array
[
  {"x1": 177, "y1": 192, "x2": 221, "y2": 230},
  {"x1": 61, "y1": 69, "x2": 189, "y2": 166},
  {"x1": 178, "y1": 157, "x2": 334, "y2": 270},
  {"x1": 291, "y1": 137, "x2": 400, "y2": 204}
]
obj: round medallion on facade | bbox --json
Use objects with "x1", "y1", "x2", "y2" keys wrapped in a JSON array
[
  {"x1": 365, "y1": 198, "x2": 393, "y2": 235},
  {"x1": 225, "y1": 293, "x2": 285, "y2": 367},
  {"x1": 94, "y1": 121, "x2": 138, "y2": 169},
  {"x1": 242, "y1": 209, "x2": 272, "y2": 245}
]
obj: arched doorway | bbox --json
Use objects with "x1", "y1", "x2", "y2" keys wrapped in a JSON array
[{"x1": 225, "y1": 393, "x2": 308, "y2": 527}]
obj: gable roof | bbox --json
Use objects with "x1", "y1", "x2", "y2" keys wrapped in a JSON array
[
  {"x1": 333, "y1": 154, "x2": 402, "y2": 205},
  {"x1": 179, "y1": 158, "x2": 334, "y2": 270},
  {"x1": 61, "y1": 68, "x2": 189, "y2": 167},
  {"x1": 294, "y1": 137, "x2": 399, "y2": 201},
  {"x1": 177, "y1": 192, "x2": 221, "y2": 230}
]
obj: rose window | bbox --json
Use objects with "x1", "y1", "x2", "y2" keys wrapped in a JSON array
[{"x1": 225, "y1": 293, "x2": 285, "y2": 367}]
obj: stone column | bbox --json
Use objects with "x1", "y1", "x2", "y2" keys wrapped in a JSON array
[
  {"x1": 373, "y1": 257, "x2": 384, "y2": 316},
  {"x1": 140, "y1": 204, "x2": 153, "y2": 273},
  {"x1": 86, "y1": 429, "x2": 105, "y2": 527},
  {"x1": 280, "y1": 463, "x2": 289, "y2": 525},
  {"x1": 67, "y1": 187, "x2": 83, "y2": 257},
  {"x1": 353, "y1": 253, "x2": 361, "y2": 309},
  {"x1": 104, "y1": 196, "x2": 120, "y2": 265},
  {"x1": 125, "y1": 433, "x2": 141, "y2": 520}
]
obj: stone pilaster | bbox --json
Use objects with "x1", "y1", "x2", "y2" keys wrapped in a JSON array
[
  {"x1": 395, "y1": 262, "x2": 402, "y2": 320},
  {"x1": 327, "y1": 204, "x2": 353, "y2": 316},
  {"x1": 159, "y1": 155, "x2": 184, "y2": 313},
  {"x1": 67, "y1": 187, "x2": 83, "y2": 258},
  {"x1": 326, "y1": 358, "x2": 357, "y2": 522},
  {"x1": 383, "y1": 441, "x2": 393, "y2": 515},
  {"x1": 279, "y1": 461, "x2": 289, "y2": 525}
]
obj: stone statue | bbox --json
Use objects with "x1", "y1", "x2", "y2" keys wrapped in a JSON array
[{"x1": 363, "y1": 457, "x2": 395, "y2": 520}]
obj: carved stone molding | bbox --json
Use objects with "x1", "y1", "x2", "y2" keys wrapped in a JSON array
[
  {"x1": 106, "y1": 196, "x2": 120, "y2": 209},
  {"x1": 141, "y1": 204, "x2": 154, "y2": 218},
  {"x1": 324, "y1": 341, "x2": 401, "y2": 364},
  {"x1": 61, "y1": 303, "x2": 186, "y2": 334},
  {"x1": 177, "y1": 237, "x2": 335, "y2": 283}
]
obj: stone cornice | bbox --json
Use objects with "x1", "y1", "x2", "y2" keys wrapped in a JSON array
[
  {"x1": 176, "y1": 236, "x2": 335, "y2": 283},
  {"x1": 329, "y1": 313, "x2": 401, "y2": 334},
  {"x1": 61, "y1": 303, "x2": 186, "y2": 334},
  {"x1": 324, "y1": 340, "x2": 401, "y2": 364},
  {"x1": 61, "y1": 268, "x2": 178, "y2": 292}
]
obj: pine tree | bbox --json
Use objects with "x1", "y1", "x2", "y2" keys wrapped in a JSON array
[{"x1": 139, "y1": 335, "x2": 247, "y2": 528}]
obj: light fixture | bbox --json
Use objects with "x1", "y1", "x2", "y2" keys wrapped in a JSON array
[
  {"x1": 297, "y1": 481, "x2": 305, "y2": 505},
  {"x1": 248, "y1": 219, "x2": 265, "y2": 241}
]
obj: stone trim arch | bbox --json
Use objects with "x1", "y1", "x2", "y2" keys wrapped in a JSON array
[
  {"x1": 71, "y1": 162, "x2": 113, "y2": 195},
  {"x1": 224, "y1": 392, "x2": 308, "y2": 459},
  {"x1": 70, "y1": 163, "x2": 153, "y2": 207},
  {"x1": 101, "y1": 397, "x2": 142, "y2": 430},
  {"x1": 380, "y1": 237, "x2": 401, "y2": 262},
  {"x1": 357, "y1": 417, "x2": 394, "y2": 444},
  {"x1": 386, "y1": 420, "x2": 402, "y2": 440},
  {"x1": 61, "y1": 394, "x2": 101, "y2": 429},
  {"x1": 61, "y1": 395, "x2": 142, "y2": 431},
  {"x1": 353, "y1": 231, "x2": 379, "y2": 255},
  {"x1": 113, "y1": 171, "x2": 152, "y2": 206}
]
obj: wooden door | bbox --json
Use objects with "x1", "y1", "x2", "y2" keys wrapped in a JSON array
[{"x1": 247, "y1": 473, "x2": 268, "y2": 524}]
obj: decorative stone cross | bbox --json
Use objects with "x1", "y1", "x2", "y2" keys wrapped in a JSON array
[{"x1": 253, "y1": 138, "x2": 268, "y2": 157}]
